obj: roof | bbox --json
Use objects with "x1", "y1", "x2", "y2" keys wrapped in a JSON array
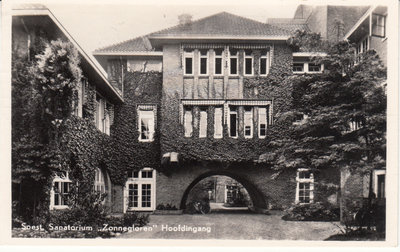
[
  {"x1": 12, "y1": 5, "x2": 123, "y2": 103},
  {"x1": 266, "y1": 17, "x2": 310, "y2": 34},
  {"x1": 95, "y1": 12, "x2": 292, "y2": 54}
]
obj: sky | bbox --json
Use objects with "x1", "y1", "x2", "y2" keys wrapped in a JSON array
[{"x1": 44, "y1": 0, "x2": 300, "y2": 53}]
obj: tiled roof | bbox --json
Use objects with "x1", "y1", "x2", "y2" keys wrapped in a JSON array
[
  {"x1": 94, "y1": 36, "x2": 154, "y2": 53},
  {"x1": 269, "y1": 23, "x2": 310, "y2": 34},
  {"x1": 95, "y1": 12, "x2": 291, "y2": 54},
  {"x1": 149, "y1": 12, "x2": 291, "y2": 38}
]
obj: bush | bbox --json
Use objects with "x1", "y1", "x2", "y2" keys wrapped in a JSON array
[
  {"x1": 184, "y1": 199, "x2": 211, "y2": 214},
  {"x1": 282, "y1": 202, "x2": 340, "y2": 221},
  {"x1": 156, "y1": 203, "x2": 178, "y2": 210}
]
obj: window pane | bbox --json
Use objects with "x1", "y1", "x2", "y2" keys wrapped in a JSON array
[
  {"x1": 244, "y1": 108, "x2": 253, "y2": 137},
  {"x1": 185, "y1": 57, "x2": 193, "y2": 74},
  {"x1": 215, "y1": 58, "x2": 222, "y2": 75},
  {"x1": 199, "y1": 109, "x2": 207, "y2": 138},
  {"x1": 293, "y1": 63, "x2": 304, "y2": 72},
  {"x1": 260, "y1": 58, "x2": 267, "y2": 75},
  {"x1": 141, "y1": 184, "x2": 151, "y2": 208},
  {"x1": 259, "y1": 107, "x2": 268, "y2": 137},
  {"x1": 230, "y1": 58, "x2": 237, "y2": 75},
  {"x1": 245, "y1": 58, "x2": 253, "y2": 75},
  {"x1": 308, "y1": 64, "x2": 321, "y2": 72},
  {"x1": 214, "y1": 107, "x2": 223, "y2": 138},
  {"x1": 184, "y1": 108, "x2": 193, "y2": 137},
  {"x1": 200, "y1": 58, "x2": 207, "y2": 74},
  {"x1": 229, "y1": 111, "x2": 237, "y2": 137}
]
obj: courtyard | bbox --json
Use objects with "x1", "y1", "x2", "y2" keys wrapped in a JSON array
[{"x1": 118, "y1": 210, "x2": 342, "y2": 240}]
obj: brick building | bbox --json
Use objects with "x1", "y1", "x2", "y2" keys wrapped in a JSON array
[{"x1": 12, "y1": 4, "x2": 387, "y2": 218}]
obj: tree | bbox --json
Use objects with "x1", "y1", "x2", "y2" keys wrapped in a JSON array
[
  {"x1": 12, "y1": 39, "x2": 82, "y2": 222},
  {"x1": 261, "y1": 33, "x2": 386, "y2": 188}
]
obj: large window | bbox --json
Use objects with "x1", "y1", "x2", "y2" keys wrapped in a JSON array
[
  {"x1": 95, "y1": 95, "x2": 111, "y2": 135},
  {"x1": 184, "y1": 51, "x2": 194, "y2": 75},
  {"x1": 199, "y1": 107, "x2": 208, "y2": 138},
  {"x1": 214, "y1": 107, "x2": 223, "y2": 139},
  {"x1": 244, "y1": 51, "x2": 253, "y2": 76},
  {"x1": 214, "y1": 49, "x2": 223, "y2": 75},
  {"x1": 50, "y1": 172, "x2": 71, "y2": 210},
  {"x1": 229, "y1": 107, "x2": 238, "y2": 138},
  {"x1": 296, "y1": 169, "x2": 314, "y2": 204},
  {"x1": 94, "y1": 168, "x2": 106, "y2": 194},
  {"x1": 125, "y1": 168, "x2": 155, "y2": 211},
  {"x1": 138, "y1": 106, "x2": 155, "y2": 142},
  {"x1": 199, "y1": 50, "x2": 208, "y2": 75},
  {"x1": 260, "y1": 51, "x2": 270, "y2": 76},
  {"x1": 244, "y1": 107, "x2": 253, "y2": 138},
  {"x1": 229, "y1": 50, "x2": 238, "y2": 75},
  {"x1": 184, "y1": 107, "x2": 193, "y2": 137},
  {"x1": 258, "y1": 107, "x2": 268, "y2": 138},
  {"x1": 371, "y1": 13, "x2": 386, "y2": 37}
]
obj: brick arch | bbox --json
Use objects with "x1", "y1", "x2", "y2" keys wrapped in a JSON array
[{"x1": 179, "y1": 170, "x2": 268, "y2": 212}]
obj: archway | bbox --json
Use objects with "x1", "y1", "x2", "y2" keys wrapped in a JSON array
[{"x1": 180, "y1": 170, "x2": 268, "y2": 213}]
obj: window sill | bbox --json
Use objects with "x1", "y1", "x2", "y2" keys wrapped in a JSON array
[{"x1": 51, "y1": 205, "x2": 69, "y2": 210}]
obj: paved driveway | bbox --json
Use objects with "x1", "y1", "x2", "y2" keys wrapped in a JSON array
[{"x1": 117, "y1": 210, "x2": 341, "y2": 240}]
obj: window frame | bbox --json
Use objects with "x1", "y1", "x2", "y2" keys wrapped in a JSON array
[
  {"x1": 295, "y1": 168, "x2": 314, "y2": 204},
  {"x1": 244, "y1": 54, "x2": 254, "y2": 76},
  {"x1": 259, "y1": 52, "x2": 270, "y2": 76},
  {"x1": 199, "y1": 50, "x2": 209, "y2": 76},
  {"x1": 258, "y1": 107, "x2": 268, "y2": 139},
  {"x1": 214, "y1": 50, "x2": 224, "y2": 76},
  {"x1": 125, "y1": 168, "x2": 156, "y2": 212},
  {"x1": 229, "y1": 51, "x2": 239, "y2": 76},
  {"x1": 244, "y1": 107, "x2": 253, "y2": 138},
  {"x1": 50, "y1": 172, "x2": 72, "y2": 210},
  {"x1": 184, "y1": 107, "x2": 193, "y2": 138},
  {"x1": 371, "y1": 13, "x2": 386, "y2": 38},
  {"x1": 94, "y1": 168, "x2": 106, "y2": 194},
  {"x1": 199, "y1": 108, "x2": 208, "y2": 138},
  {"x1": 138, "y1": 108, "x2": 155, "y2": 142},
  {"x1": 183, "y1": 51, "x2": 194, "y2": 75},
  {"x1": 213, "y1": 107, "x2": 223, "y2": 139},
  {"x1": 228, "y1": 107, "x2": 238, "y2": 138},
  {"x1": 373, "y1": 169, "x2": 386, "y2": 199}
]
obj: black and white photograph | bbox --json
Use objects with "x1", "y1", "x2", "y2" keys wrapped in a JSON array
[{"x1": 1, "y1": 0, "x2": 398, "y2": 246}]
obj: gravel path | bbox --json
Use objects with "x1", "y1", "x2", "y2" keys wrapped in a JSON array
[{"x1": 117, "y1": 210, "x2": 341, "y2": 240}]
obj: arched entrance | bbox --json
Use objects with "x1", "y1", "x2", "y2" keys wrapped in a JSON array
[{"x1": 180, "y1": 170, "x2": 268, "y2": 213}]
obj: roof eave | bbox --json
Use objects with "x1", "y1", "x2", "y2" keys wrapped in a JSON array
[
  {"x1": 93, "y1": 51, "x2": 163, "y2": 56},
  {"x1": 148, "y1": 35, "x2": 290, "y2": 41}
]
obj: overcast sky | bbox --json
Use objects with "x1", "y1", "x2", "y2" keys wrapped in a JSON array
[{"x1": 44, "y1": 0, "x2": 300, "y2": 53}]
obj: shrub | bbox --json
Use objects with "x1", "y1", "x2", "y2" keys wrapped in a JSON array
[
  {"x1": 282, "y1": 202, "x2": 340, "y2": 221},
  {"x1": 156, "y1": 203, "x2": 178, "y2": 210},
  {"x1": 184, "y1": 199, "x2": 210, "y2": 214}
]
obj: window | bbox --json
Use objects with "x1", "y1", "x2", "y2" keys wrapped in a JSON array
[
  {"x1": 228, "y1": 107, "x2": 238, "y2": 138},
  {"x1": 258, "y1": 107, "x2": 268, "y2": 138},
  {"x1": 214, "y1": 49, "x2": 223, "y2": 75},
  {"x1": 184, "y1": 51, "x2": 194, "y2": 75},
  {"x1": 214, "y1": 107, "x2": 223, "y2": 139},
  {"x1": 229, "y1": 50, "x2": 238, "y2": 75},
  {"x1": 308, "y1": 63, "x2": 321, "y2": 72},
  {"x1": 199, "y1": 107, "x2": 207, "y2": 138},
  {"x1": 244, "y1": 107, "x2": 253, "y2": 138},
  {"x1": 94, "y1": 168, "x2": 106, "y2": 194},
  {"x1": 125, "y1": 168, "x2": 156, "y2": 211},
  {"x1": 138, "y1": 108, "x2": 155, "y2": 142},
  {"x1": 225, "y1": 185, "x2": 239, "y2": 204},
  {"x1": 260, "y1": 51, "x2": 270, "y2": 75},
  {"x1": 373, "y1": 170, "x2": 385, "y2": 199},
  {"x1": 95, "y1": 95, "x2": 111, "y2": 135},
  {"x1": 296, "y1": 169, "x2": 314, "y2": 204},
  {"x1": 184, "y1": 107, "x2": 193, "y2": 137},
  {"x1": 199, "y1": 50, "x2": 208, "y2": 75},
  {"x1": 50, "y1": 172, "x2": 72, "y2": 210},
  {"x1": 372, "y1": 14, "x2": 385, "y2": 37},
  {"x1": 244, "y1": 51, "x2": 253, "y2": 76},
  {"x1": 293, "y1": 63, "x2": 304, "y2": 73}
]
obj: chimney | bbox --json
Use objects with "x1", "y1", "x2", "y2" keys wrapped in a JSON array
[{"x1": 178, "y1": 14, "x2": 193, "y2": 25}]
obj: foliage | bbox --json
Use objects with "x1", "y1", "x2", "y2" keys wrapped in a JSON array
[
  {"x1": 184, "y1": 199, "x2": 211, "y2": 214},
  {"x1": 105, "y1": 71, "x2": 162, "y2": 184},
  {"x1": 156, "y1": 203, "x2": 178, "y2": 210},
  {"x1": 12, "y1": 38, "x2": 82, "y2": 222},
  {"x1": 282, "y1": 202, "x2": 340, "y2": 221},
  {"x1": 287, "y1": 30, "x2": 329, "y2": 52},
  {"x1": 325, "y1": 229, "x2": 385, "y2": 241},
  {"x1": 261, "y1": 33, "x2": 386, "y2": 177}
]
